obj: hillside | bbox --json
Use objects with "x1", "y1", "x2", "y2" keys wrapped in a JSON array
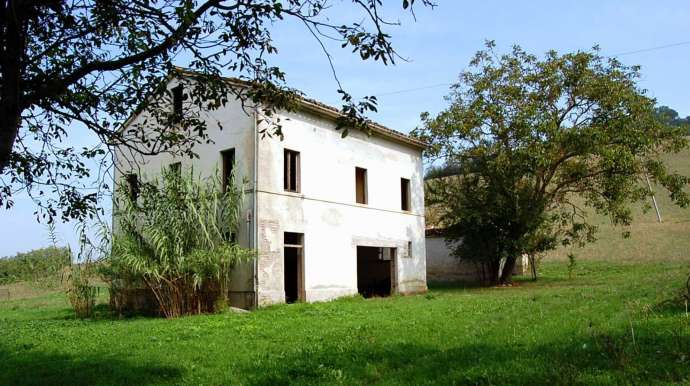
[{"x1": 547, "y1": 146, "x2": 690, "y2": 262}]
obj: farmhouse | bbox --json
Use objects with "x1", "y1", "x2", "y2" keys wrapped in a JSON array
[{"x1": 113, "y1": 72, "x2": 428, "y2": 309}]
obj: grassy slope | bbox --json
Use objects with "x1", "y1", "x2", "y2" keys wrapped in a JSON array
[
  {"x1": 548, "y1": 147, "x2": 690, "y2": 262},
  {"x1": 1, "y1": 150, "x2": 689, "y2": 386}
]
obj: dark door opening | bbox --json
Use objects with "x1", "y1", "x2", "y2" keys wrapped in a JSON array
[
  {"x1": 357, "y1": 246, "x2": 396, "y2": 298},
  {"x1": 284, "y1": 232, "x2": 304, "y2": 303}
]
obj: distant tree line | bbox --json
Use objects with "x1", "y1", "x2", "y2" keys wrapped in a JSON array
[
  {"x1": 656, "y1": 106, "x2": 690, "y2": 134},
  {"x1": 0, "y1": 247, "x2": 71, "y2": 285},
  {"x1": 424, "y1": 164, "x2": 462, "y2": 180}
]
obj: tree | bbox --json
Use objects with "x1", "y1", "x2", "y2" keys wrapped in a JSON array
[
  {"x1": 0, "y1": 0, "x2": 433, "y2": 221},
  {"x1": 655, "y1": 106, "x2": 690, "y2": 134},
  {"x1": 414, "y1": 42, "x2": 690, "y2": 285}
]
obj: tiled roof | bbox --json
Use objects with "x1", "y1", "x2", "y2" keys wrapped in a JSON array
[
  {"x1": 174, "y1": 67, "x2": 427, "y2": 149},
  {"x1": 294, "y1": 95, "x2": 427, "y2": 149}
]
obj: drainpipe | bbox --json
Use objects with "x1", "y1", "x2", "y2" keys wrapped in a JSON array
[{"x1": 252, "y1": 107, "x2": 259, "y2": 309}]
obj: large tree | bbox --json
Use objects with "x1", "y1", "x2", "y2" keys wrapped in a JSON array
[
  {"x1": 0, "y1": 0, "x2": 432, "y2": 221},
  {"x1": 414, "y1": 42, "x2": 690, "y2": 285}
]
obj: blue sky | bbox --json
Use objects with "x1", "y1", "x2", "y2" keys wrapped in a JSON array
[{"x1": 2, "y1": 0, "x2": 689, "y2": 257}]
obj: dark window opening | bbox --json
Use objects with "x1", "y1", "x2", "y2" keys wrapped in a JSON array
[
  {"x1": 172, "y1": 85, "x2": 183, "y2": 122},
  {"x1": 284, "y1": 149, "x2": 300, "y2": 192},
  {"x1": 357, "y1": 246, "x2": 396, "y2": 298},
  {"x1": 284, "y1": 232, "x2": 304, "y2": 303},
  {"x1": 169, "y1": 162, "x2": 181, "y2": 177},
  {"x1": 401, "y1": 178, "x2": 411, "y2": 211},
  {"x1": 223, "y1": 231, "x2": 237, "y2": 243},
  {"x1": 221, "y1": 148, "x2": 235, "y2": 192},
  {"x1": 355, "y1": 167, "x2": 367, "y2": 204},
  {"x1": 126, "y1": 173, "x2": 139, "y2": 200}
]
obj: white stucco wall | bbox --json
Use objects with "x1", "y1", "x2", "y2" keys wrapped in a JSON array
[
  {"x1": 255, "y1": 109, "x2": 427, "y2": 305},
  {"x1": 426, "y1": 236, "x2": 531, "y2": 283},
  {"x1": 425, "y1": 237, "x2": 480, "y2": 283}
]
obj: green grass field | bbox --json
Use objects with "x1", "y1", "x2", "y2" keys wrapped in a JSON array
[
  {"x1": 1, "y1": 148, "x2": 689, "y2": 385},
  {"x1": 1, "y1": 258, "x2": 689, "y2": 385}
]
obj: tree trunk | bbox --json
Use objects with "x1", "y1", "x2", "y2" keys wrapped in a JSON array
[
  {"x1": 529, "y1": 254, "x2": 538, "y2": 281},
  {"x1": 0, "y1": 0, "x2": 26, "y2": 175},
  {"x1": 0, "y1": 113, "x2": 20, "y2": 175},
  {"x1": 483, "y1": 260, "x2": 501, "y2": 285},
  {"x1": 499, "y1": 255, "x2": 517, "y2": 284}
]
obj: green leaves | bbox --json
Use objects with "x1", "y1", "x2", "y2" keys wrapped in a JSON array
[
  {"x1": 3, "y1": 0, "x2": 433, "y2": 224},
  {"x1": 110, "y1": 167, "x2": 254, "y2": 317},
  {"x1": 416, "y1": 44, "x2": 690, "y2": 284}
]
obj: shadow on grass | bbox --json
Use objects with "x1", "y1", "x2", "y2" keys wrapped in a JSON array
[
  {"x1": 239, "y1": 329, "x2": 690, "y2": 385},
  {"x1": 652, "y1": 295, "x2": 690, "y2": 317},
  {"x1": 0, "y1": 344, "x2": 183, "y2": 386},
  {"x1": 50, "y1": 303, "x2": 166, "y2": 323},
  {"x1": 428, "y1": 274, "x2": 570, "y2": 293},
  {"x1": 427, "y1": 280, "x2": 484, "y2": 290}
]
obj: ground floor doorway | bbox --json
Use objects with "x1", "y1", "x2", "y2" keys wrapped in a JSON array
[
  {"x1": 284, "y1": 232, "x2": 304, "y2": 303},
  {"x1": 357, "y1": 246, "x2": 396, "y2": 297}
]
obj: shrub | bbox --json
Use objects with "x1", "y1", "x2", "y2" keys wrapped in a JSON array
[
  {"x1": 65, "y1": 262, "x2": 97, "y2": 318},
  {"x1": 110, "y1": 168, "x2": 254, "y2": 318}
]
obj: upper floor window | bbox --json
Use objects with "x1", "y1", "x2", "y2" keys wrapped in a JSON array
[
  {"x1": 401, "y1": 178, "x2": 411, "y2": 211},
  {"x1": 172, "y1": 85, "x2": 183, "y2": 122},
  {"x1": 169, "y1": 162, "x2": 181, "y2": 177},
  {"x1": 355, "y1": 167, "x2": 368, "y2": 204},
  {"x1": 221, "y1": 148, "x2": 235, "y2": 192},
  {"x1": 125, "y1": 173, "x2": 139, "y2": 200},
  {"x1": 284, "y1": 149, "x2": 300, "y2": 192}
]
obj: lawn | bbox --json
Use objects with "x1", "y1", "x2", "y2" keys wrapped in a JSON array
[{"x1": 1, "y1": 257, "x2": 689, "y2": 386}]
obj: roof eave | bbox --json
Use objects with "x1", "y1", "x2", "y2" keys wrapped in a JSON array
[{"x1": 295, "y1": 98, "x2": 428, "y2": 150}]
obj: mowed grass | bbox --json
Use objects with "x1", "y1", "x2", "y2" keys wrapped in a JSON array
[{"x1": 1, "y1": 257, "x2": 689, "y2": 386}]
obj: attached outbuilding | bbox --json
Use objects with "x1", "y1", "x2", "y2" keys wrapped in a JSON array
[{"x1": 424, "y1": 185, "x2": 529, "y2": 284}]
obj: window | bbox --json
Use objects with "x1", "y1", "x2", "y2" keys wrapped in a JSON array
[
  {"x1": 401, "y1": 178, "x2": 411, "y2": 211},
  {"x1": 169, "y1": 162, "x2": 181, "y2": 177},
  {"x1": 223, "y1": 231, "x2": 237, "y2": 243},
  {"x1": 221, "y1": 149, "x2": 235, "y2": 192},
  {"x1": 125, "y1": 173, "x2": 139, "y2": 200},
  {"x1": 172, "y1": 85, "x2": 183, "y2": 121},
  {"x1": 284, "y1": 149, "x2": 300, "y2": 192},
  {"x1": 355, "y1": 167, "x2": 367, "y2": 204}
]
